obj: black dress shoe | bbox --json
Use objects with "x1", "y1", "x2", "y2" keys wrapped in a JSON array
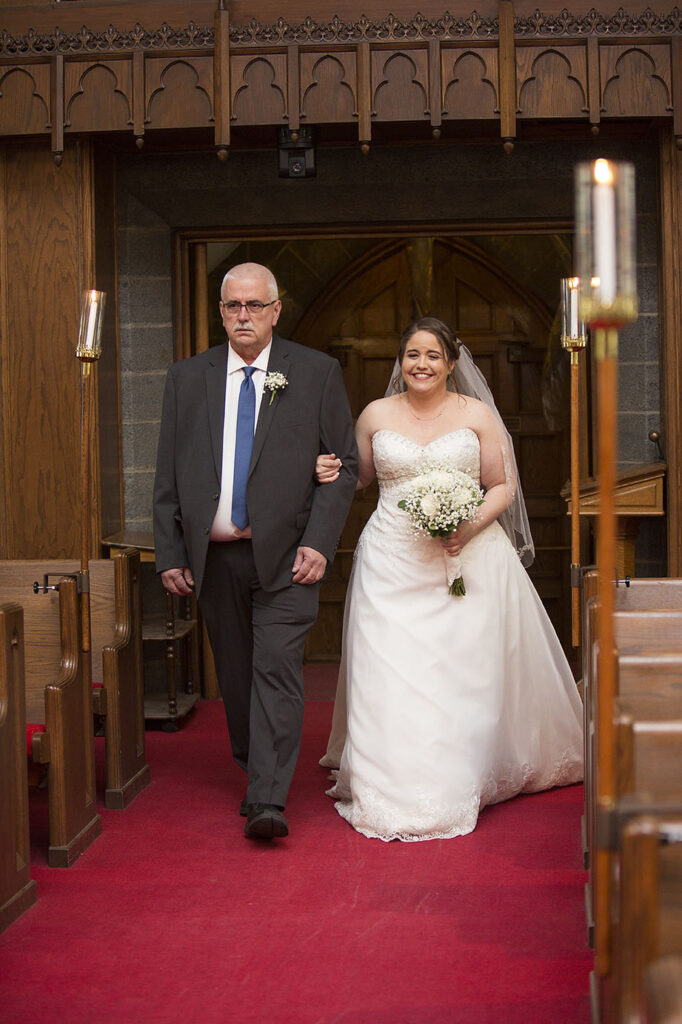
[{"x1": 244, "y1": 803, "x2": 289, "y2": 840}]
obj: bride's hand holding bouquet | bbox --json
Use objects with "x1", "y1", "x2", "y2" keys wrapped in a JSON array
[{"x1": 397, "y1": 463, "x2": 484, "y2": 596}]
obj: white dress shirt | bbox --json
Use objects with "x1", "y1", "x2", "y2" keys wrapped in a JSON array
[{"x1": 210, "y1": 341, "x2": 272, "y2": 540}]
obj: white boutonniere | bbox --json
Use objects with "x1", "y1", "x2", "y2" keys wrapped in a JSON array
[{"x1": 264, "y1": 371, "x2": 289, "y2": 405}]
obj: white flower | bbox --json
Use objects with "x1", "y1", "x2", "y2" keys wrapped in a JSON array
[
  {"x1": 420, "y1": 494, "x2": 438, "y2": 517},
  {"x1": 264, "y1": 371, "x2": 288, "y2": 404}
]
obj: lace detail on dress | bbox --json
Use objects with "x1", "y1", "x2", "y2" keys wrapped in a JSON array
[
  {"x1": 327, "y1": 775, "x2": 480, "y2": 843},
  {"x1": 356, "y1": 428, "x2": 482, "y2": 566}
]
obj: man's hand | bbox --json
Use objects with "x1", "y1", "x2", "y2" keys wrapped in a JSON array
[
  {"x1": 292, "y1": 546, "x2": 327, "y2": 585},
  {"x1": 161, "y1": 567, "x2": 195, "y2": 595}
]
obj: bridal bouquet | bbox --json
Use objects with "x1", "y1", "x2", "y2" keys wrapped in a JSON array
[{"x1": 398, "y1": 462, "x2": 484, "y2": 596}]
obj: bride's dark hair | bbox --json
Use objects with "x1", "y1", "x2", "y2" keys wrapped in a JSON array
[{"x1": 398, "y1": 317, "x2": 460, "y2": 367}]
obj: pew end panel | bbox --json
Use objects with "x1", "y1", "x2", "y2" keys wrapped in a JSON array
[
  {"x1": 619, "y1": 816, "x2": 682, "y2": 1024},
  {"x1": 644, "y1": 954, "x2": 682, "y2": 1023},
  {"x1": 42, "y1": 577, "x2": 102, "y2": 867},
  {"x1": 98, "y1": 550, "x2": 150, "y2": 808},
  {"x1": 58, "y1": 552, "x2": 150, "y2": 809},
  {"x1": 0, "y1": 566, "x2": 101, "y2": 867},
  {"x1": 0, "y1": 603, "x2": 37, "y2": 933}
]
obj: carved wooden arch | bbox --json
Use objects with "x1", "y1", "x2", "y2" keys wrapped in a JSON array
[
  {"x1": 292, "y1": 235, "x2": 554, "y2": 353},
  {"x1": 0, "y1": 66, "x2": 50, "y2": 134},
  {"x1": 65, "y1": 62, "x2": 132, "y2": 131}
]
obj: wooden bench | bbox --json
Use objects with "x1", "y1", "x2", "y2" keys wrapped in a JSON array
[
  {"x1": 644, "y1": 955, "x2": 682, "y2": 1023},
  {"x1": 583, "y1": 604, "x2": 682, "y2": 945},
  {"x1": 0, "y1": 603, "x2": 37, "y2": 931},
  {"x1": 42, "y1": 552, "x2": 151, "y2": 808},
  {"x1": 615, "y1": 815, "x2": 682, "y2": 1024},
  {"x1": 614, "y1": 693, "x2": 682, "y2": 804},
  {"x1": 592, "y1": 705, "x2": 682, "y2": 1022},
  {"x1": 0, "y1": 572, "x2": 101, "y2": 867}
]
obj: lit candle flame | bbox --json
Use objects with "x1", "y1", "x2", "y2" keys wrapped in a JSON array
[{"x1": 594, "y1": 159, "x2": 613, "y2": 186}]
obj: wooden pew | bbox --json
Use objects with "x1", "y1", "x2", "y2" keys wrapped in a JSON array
[
  {"x1": 644, "y1": 955, "x2": 682, "y2": 1023},
  {"x1": 616, "y1": 816, "x2": 682, "y2": 1024},
  {"x1": 614, "y1": 694, "x2": 682, "y2": 804},
  {"x1": 0, "y1": 603, "x2": 37, "y2": 932},
  {"x1": 583, "y1": 603, "x2": 682, "y2": 945},
  {"x1": 43, "y1": 552, "x2": 150, "y2": 809},
  {"x1": 0, "y1": 571, "x2": 101, "y2": 866}
]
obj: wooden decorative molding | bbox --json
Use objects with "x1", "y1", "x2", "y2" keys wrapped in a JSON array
[{"x1": 2, "y1": 9, "x2": 682, "y2": 60}]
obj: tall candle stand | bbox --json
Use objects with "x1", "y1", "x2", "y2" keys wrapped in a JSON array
[
  {"x1": 75, "y1": 290, "x2": 106, "y2": 660},
  {"x1": 560, "y1": 277, "x2": 588, "y2": 648},
  {"x1": 575, "y1": 158, "x2": 638, "y2": 979}
]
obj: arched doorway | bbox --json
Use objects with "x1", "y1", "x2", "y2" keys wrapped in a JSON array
[{"x1": 292, "y1": 237, "x2": 571, "y2": 658}]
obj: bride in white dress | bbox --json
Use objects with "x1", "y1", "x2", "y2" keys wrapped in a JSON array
[{"x1": 318, "y1": 317, "x2": 583, "y2": 842}]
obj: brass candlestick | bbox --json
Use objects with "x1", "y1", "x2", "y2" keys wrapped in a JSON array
[
  {"x1": 575, "y1": 158, "x2": 638, "y2": 979},
  {"x1": 560, "y1": 276, "x2": 588, "y2": 648}
]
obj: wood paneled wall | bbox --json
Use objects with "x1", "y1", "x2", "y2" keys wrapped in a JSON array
[
  {"x1": 0, "y1": 4, "x2": 681, "y2": 157},
  {"x1": 0, "y1": 139, "x2": 121, "y2": 559}
]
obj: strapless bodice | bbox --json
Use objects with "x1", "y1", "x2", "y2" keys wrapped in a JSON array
[
  {"x1": 372, "y1": 428, "x2": 481, "y2": 497},
  {"x1": 357, "y1": 428, "x2": 482, "y2": 561}
]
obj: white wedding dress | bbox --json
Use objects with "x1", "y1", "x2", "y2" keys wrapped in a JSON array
[{"x1": 327, "y1": 428, "x2": 584, "y2": 842}]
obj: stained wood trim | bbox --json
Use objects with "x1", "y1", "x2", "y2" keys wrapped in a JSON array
[
  {"x1": 287, "y1": 45, "x2": 300, "y2": 133},
  {"x1": 213, "y1": 3, "x2": 230, "y2": 152},
  {"x1": 659, "y1": 126, "x2": 682, "y2": 574},
  {"x1": 429, "y1": 38, "x2": 442, "y2": 133},
  {"x1": 357, "y1": 41, "x2": 371, "y2": 147},
  {"x1": 498, "y1": 1, "x2": 517, "y2": 150},
  {"x1": 51, "y1": 55, "x2": 64, "y2": 161},
  {"x1": 174, "y1": 219, "x2": 573, "y2": 244},
  {"x1": 133, "y1": 49, "x2": 145, "y2": 144},
  {"x1": 587, "y1": 35, "x2": 601, "y2": 127},
  {"x1": 193, "y1": 243, "x2": 209, "y2": 354},
  {"x1": 0, "y1": 151, "x2": 8, "y2": 558},
  {"x1": 673, "y1": 37, "x2": 682, "y2": 142}
]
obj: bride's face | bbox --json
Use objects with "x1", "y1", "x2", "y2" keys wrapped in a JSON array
[{"x1": 401, "y1": 331, "x2": 454, "y2": 396}]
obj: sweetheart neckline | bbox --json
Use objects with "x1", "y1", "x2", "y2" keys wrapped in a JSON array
[{"x1": 372, "y1": 427, "x2": 479, "y2": 450}]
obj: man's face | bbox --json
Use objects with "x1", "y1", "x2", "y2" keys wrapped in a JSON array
[{"x1": 220, "y1": 272, "x2": 282, "y2": 360}]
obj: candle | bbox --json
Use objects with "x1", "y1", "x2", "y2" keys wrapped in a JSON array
[
  {"x1": 592, "y1": 159, "x2": 616, "y2": 306},
  {"x1": 84, "y1": 291, "x2": 98, "y2": 355},
  {"x1": 568, "y1": 277, "x2": 579, "y2": 338},
  {"x1": 76, "y1": 289, "x2": 105, "y2": 360}
]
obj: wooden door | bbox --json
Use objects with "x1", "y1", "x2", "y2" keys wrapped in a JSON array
[{"x1": 294, "y1": 237, "x2": 571, "y2": 659}]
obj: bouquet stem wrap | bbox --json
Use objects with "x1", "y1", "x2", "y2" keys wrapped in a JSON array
[{"x1": 445, "y1": 553, "x2": 466, "y2": 596}]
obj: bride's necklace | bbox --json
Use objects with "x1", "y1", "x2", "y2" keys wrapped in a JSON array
[{"x1": 405, "y1": 396, "x2": 447, "y2": 422}]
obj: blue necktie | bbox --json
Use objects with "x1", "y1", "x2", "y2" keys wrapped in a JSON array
[{"x1": 231, "y1": 366, "x2": 256, "y2": 530}]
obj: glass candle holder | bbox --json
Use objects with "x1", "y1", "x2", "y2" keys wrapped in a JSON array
[
  {"x1": 574, "y1": 160, "x2": 638, "y2": 329},
  {"x1": 76, "y1": 290, "x2": 106, "y2": 361},
  {"x1": 560, "y1": 277, "x2": 587, "y2": 350}
]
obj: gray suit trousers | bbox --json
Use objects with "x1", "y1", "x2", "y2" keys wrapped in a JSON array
[{"x1": 199, "y1": 540, "x2": 320, "y2": 808}]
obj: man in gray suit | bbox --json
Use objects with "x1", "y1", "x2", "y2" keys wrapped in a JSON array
[{"x1": 153, "y1": 262, "x2": 357, "y2": 840}]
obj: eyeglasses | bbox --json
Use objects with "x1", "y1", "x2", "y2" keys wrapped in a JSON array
[{"x1": 221, "y1": 300, "x2": 277, "y2": 315}]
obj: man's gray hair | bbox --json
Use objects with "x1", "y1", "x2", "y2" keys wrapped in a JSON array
[{"x1": 221, "y1": 263, "x2": 279, "y2": 302}]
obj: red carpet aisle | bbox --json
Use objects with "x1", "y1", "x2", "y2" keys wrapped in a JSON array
[{"x1": 1, "y1": 684, "x2": 592, "y2": 1024}]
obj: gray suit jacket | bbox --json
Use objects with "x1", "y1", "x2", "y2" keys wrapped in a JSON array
[{"x1": 153, "y1": 335, "x2": 358, "y2": 595}]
